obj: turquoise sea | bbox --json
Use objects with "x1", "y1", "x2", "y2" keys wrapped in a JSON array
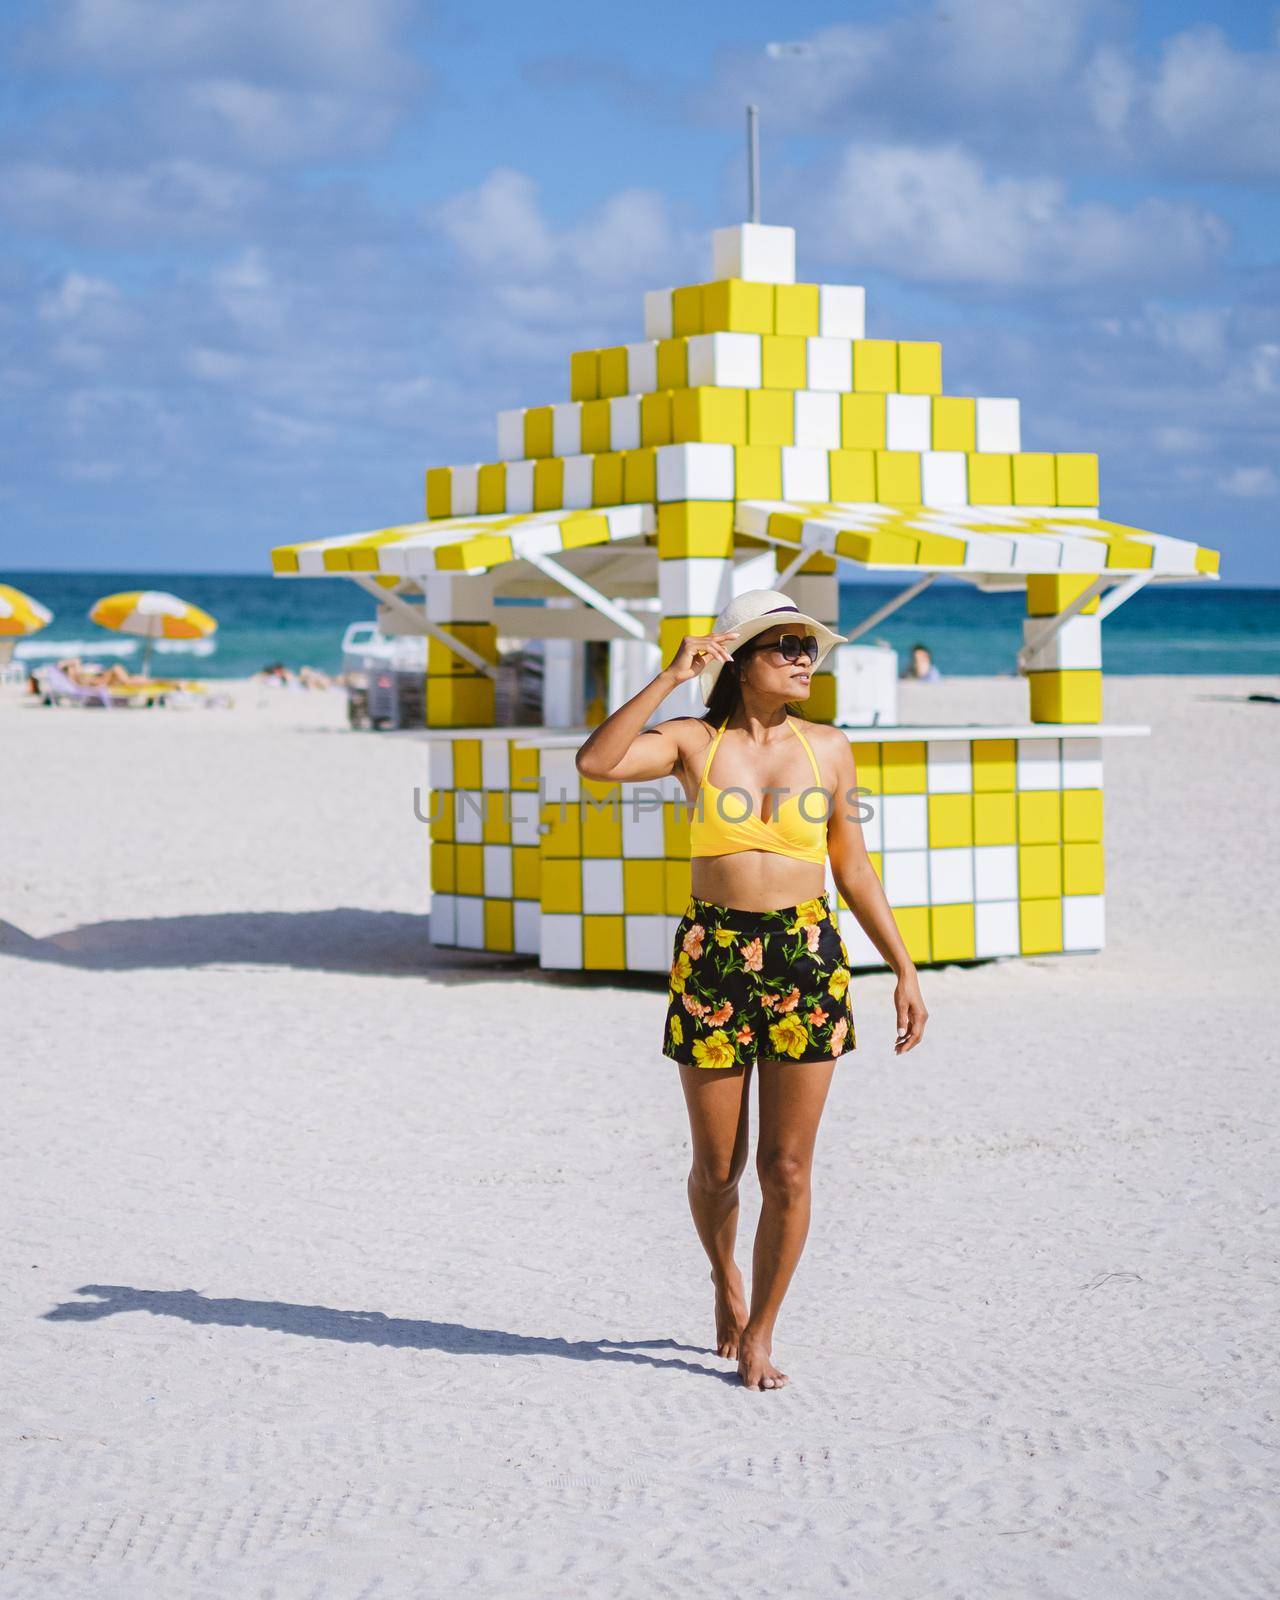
[{"x1": 5, "y1": 571, "x2": 1279, "y2": 680}]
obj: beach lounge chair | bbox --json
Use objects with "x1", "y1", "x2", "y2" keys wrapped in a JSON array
[{"x1": 35, "y1": 662, "x2": 118, "y2": 707}]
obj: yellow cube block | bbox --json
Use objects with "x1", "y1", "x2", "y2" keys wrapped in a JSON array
[
  {"x1": 897, "y1": 341, "x2": 942, "y2": 394},
  {"x1": 747, "y1": 389, "x2": 794, "y2": 446},
  {"x1": 702, "y1": 278, "x2": 774, "y2": 335},
  {"x1": 477, "y1": 462, "x2": 506, "y2": 514},
  {"x1": 1062, "y1": 789, "x2": 1103, "y2": 843},
  {"x1": 484, "y1": 898, "x2": 514, "y2": 952},
  {"x1": 968, "y1": 453, "x2": 1013, "y2": 504},
  {"x1": 426, "y1": 676, "x2": 494, "y2": 727},
  {"x1": 1019, "y1": 897, "x2": 1062, "y2": 954},
  {"x1": 853, "y1": 340, "x2": 897, "y2": 392},
  {"x1": 1017, "y1": 790, "x2": 1061, "y2": 844},
  {"x1": 829, "y1": 449, "x2": 876, "y2": 500},
  {"x1": 841, "y1": 392, "x2": 887, "y2": 449},
  {"x1": 581, "y1": 792, "x2": 623, "y2": 856},
  {"x1": 541, "y1": 857, "x2": 582, "y2": 914},
  {"x1": 533, "y1": 457, "x2": 564, "y2": 511},
  {"x1": 428, "y1": 787, "x2": 454, "y2": 841},
  {"x1": 430, "y1": 841, "x2": 455, "y2": 894},
  {"x1": 663, "y1": 798, "x2": 692, "y2": 857},
  {"x1": 510, "y1": 745, "x2": 539, "y2": 791},
  {"x1": 804, "y1": 673, "x2": 836, "y2": 723},
  {"x1": 524, "y1": 406, "x2": 554, "y2": 459},
  {"x1": 482, "y1": 790, "x2": 512, "y2": 845},
  {"x1": 425, "y1": 466, "x2": 452, "y2": 519},
  {"x1": 928, "y1": 794, "x2": 974, "y2": 847},
  {"x1": 598, "y1": 347, "x2": 628, "y2": 398},
  {"x1": 540, "y1": 800, "x2": 581, "y2": 858},
  {"x1": 773, "y1": 283, "x2": 820, "y2": 336},
  {"x1": 581, "y1": 398, "x2": 611, "y2": 454},
  {"x1": 876, "y1": 450, "x2": 922, "y2": 504},
  {"x1": 453, "y1": 739, "x2": 482, "y2": 790},
  {"x1": 972, "y1": 738, "x2": 1016, "y2": 790},
  {"x1": 932, "y1": 396, "x2": 976, "y2": 451},
  {"x1": 664, "y1": 857, "x2": 692, "y2": 916},
  {"x1": 762, "y1": 335, "x2": 807, "y2": 389},
  {"x1": 623, "y1": 859, "x2": 665, "y2": 914},
  {"x1": 1063, "y1": 842, "x2": 1104, "y2": 895},
  {"x1": 656, "y1": 338, "x2": 688, "y2": 390},
  {"x1": 1029, "y1": 670, "x2": 1103, "y2": 724},
  {"x1": 931, "y1": 904, "x2": 975, "y2": 961},
  {"x1": 735, "y1": 444, "x2": 783, "y2": 499},
  {"x1": 570, "y1": 350, "x2": 599, "y2": 402},
  {"x1": 454, "y1": 842, "x2": 484, "y2": 897},
  {"x1": 893, "y1": 905, "x2": 931, "y2": 963},
  {"x1": 1013, "y1": 453, "x2": 1056, "y2": 505},
  {"x1": 592, "y1": 451, "x2": 624, "y2": 506},
  {"x1": 1019, "y1": 844, "x2": 1062, "y2": 899},
  {"x1": 1055, "y1": 453, "x2": 1099, "y2": 506},
  {"x1": 512, "y1": 844, "x2": 540, "y2": 899},
  {"x1": 1027, "y1": 574, "x2": 1100, "y2": 615},
  {"x1": 660, "y1": 614, "x2": 715, "y2": 668},
  {"x1": 427, "y1": 623, "x2": 497, "y2": 675},
  {"x1": 623, "y1": 447, "x2": 656, "y2": 503},
  {"x1": 672, "y1": 285, "x2": 703, "y2": 337},
  {"x1": 640, "y1": 391, "x2": 673, "y2": 447},
  {"x1": 583, "y1": 915, "x2": 626, "y2": 969},
  {"x1": 657, "y1": 501, "x2": 735, "y2": 558},
  {"x1": 851, "y1": 741, "x2": 881, "y2": 794},
  {"x1": 881, "y1": 741, "x2": 927, "y2": 793},
  {"x1": 672, "y1": 387, "x2": 747, "y2": 445},
  {"x1": 973, "y1": 792, "x2": 1016, "y2": 845}
]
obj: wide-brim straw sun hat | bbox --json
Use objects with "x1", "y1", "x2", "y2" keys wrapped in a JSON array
[{"x1": 697, "y1": 588, "x2": 848, "y2": 704}]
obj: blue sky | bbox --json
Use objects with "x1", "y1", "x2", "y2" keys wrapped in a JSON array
[{"x1": 0, "y1": 0, "x2": 1277, "y2": 582}]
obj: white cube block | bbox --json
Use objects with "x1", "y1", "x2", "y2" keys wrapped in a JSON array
[
  {"x1": 886, "y1": 393, "x2": 931, "y2": 452},
  {"x1": 625, "y1": 341, "x2": 658, "y2": 395},
  {"x1": 582, "y1": 858, "x2": 624, "y2": 915},
  {"x1": 455, "y1": 895, "x2": 485, "y2": 949},
  {"x1": 1063, "y1": 894, "x2": 1105, "y2": 951},
  {"x1": 1021, "y1": 614, "x2": 1102, "y2": 673},
  {"x1": 883, "y1": 849, "x2": 929, "y2": 906},
  {"x1": 644, "y1": 289, "x2": 673, "y2": 341},
  {"x1": 658, "y1": 554, "x2": 735, "y2": 617},
  {"x1": 921, "y1": 451, "x2": 968, "y2": 505},
  {"x1": 656, "y1": 443, "x2": 736, "y2": 502},
  {"x1": 509, "y1": 790, "x2": 542, "y2": 846},
  {"x1": 482, "y1": 844, "x2": 512, "y2": 898},
  {"x1": 976, "y1": 397, "x2": 1021, "y2": 453},
  {"x1": 514, "y1": 899, "x2": 541, "y2": 954},
  {"x1": 686, "y1": 332, "x2": 762, "y2": 389},
  {"x1": 928, "y1": 846, "x2": 975, "y2": 904},
  {"x1": 428, "y1": 741, "x2": 454, "y2": 789},
  {"x1": 429, "y1": 893, "x2": 456, "y2": 946},
  {"x1": 609, "y1": 395, "x2": 641, "y2": 451},
  {"x1": 540, "y1": 748, "x2": 581, "y2": 801},
  {"x1": 926, "y1": 739, "x2": 973, "y2": 792},
  {"x1": 505, "y1": 459, "x2": 535, "y2": 513},
  {"x1": 454, "y1": 790, "x2": 483, "y2": 844},
  {"x1": 621, "y1": 789, "x2": 665, "y2": 856},
  {"x1": 450, "y1": 465, "x2": 479, "y2": 518},
  {"x1": 552, "y1": 403, "x2": 581, "y2": 457},
  {"x1": 793, "y1": 391, "x2": 842, "y2": 449},
  {"x1": 975, "y1": 900, "x2": 1019, "y2": 957},
  {"x1": 805, "y1": 337, "x2": 854, "y2": 392},
  {"x1": 974, "y1": 845, "x2": 1018, "y2": 901},
  {"x1": 561, "y1": 455, "x2": 594, "y2": 510},
  {"x1": 713, "y1": 222, "x2": 796, "y2": 285},
  {"x1": 856, "y1": 790, "x2": 882, "y2": 852},
  {"x1": 780, "y1": 447, "x2": 830, "y2": 502},
  {"x1": 880, "y1": 792, "x2": 928, "y2": 851},
  {"x1": 1061, "y1": 737, "x2": 1103, "y2": 789},
  {"x1": 497, "y1": 409, "x2": 525, "y2": 462},
  {"x1": 480, "y1": 739, "x2": 509, "y2": 789},
  {"x1": 819, "y1": 284, "x2": 866, "y2": 340},
  {"x1": 626, "y1": 914, "x2": 675, "y2": 972},
  {"x1": 1017, "y1": 739, "x2": 1061, "y2": 790},
  {"x1": 539, "y1": 913, "x2": 582, "y2": 969}
]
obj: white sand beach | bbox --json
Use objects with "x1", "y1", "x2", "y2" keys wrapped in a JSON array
[{"x1": 2, "y1": 674, "x2": 1278, "y2": 1598}]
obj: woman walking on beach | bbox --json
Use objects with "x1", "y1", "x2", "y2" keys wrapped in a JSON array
[{"x1": 576, "y1": 589, "x2": 928, "y2": 1391}]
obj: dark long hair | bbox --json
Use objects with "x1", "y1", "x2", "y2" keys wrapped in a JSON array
[{"x1": 701, "y1": 646, "x2": 804, "y2": 728}]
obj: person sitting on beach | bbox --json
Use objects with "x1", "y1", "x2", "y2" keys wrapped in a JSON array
[{"x1": 902, "y1": 643, "x2": 943, "y2": 682}]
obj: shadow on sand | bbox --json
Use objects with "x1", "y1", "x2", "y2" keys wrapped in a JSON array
[{"x1": 43, "y1": 1284, "x2": 735, "y2": 1381}]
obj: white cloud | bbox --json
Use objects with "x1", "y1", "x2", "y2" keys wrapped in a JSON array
[
  {"x1": 1219, "y1": 466, "x2": 1278, "y2": 499},
  {"x1": 1148, "y1": 26, "x2": 1280, "y2": 180},
  {"x1": 0, "y1": 158, "x2": 266, "y2": 241},
  {"x1": 821, "y1": 141, "x2": 1228, "y2": 290}
]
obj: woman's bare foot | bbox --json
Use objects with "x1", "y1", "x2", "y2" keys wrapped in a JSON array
[
  {"x1": 737, "y1": 1328, "x2": 789, "y2": 1390},
  {"x1": 710, "y1": 1265, "x2": 748, "y2": 1359}
]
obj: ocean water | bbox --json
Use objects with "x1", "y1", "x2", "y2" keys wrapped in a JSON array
[{"x1": 5, "y1": 571, "x2": 1278, "y2": 680}]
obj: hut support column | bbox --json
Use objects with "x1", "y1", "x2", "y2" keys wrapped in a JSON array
[
  {"x1": 423, "y1": 573, "x2": 498, "y2": 728},
  {"x1": 1023, "y1": 575, "x2": 1103, "y2": 725}
]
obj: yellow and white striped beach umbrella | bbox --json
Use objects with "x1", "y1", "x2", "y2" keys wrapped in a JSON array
[
  {"x1": 89, "y1": 589, "x2": 217, "y2": 674},
  {"x1": 0, "y1": 583, "x2": 54, "y2": 664}
]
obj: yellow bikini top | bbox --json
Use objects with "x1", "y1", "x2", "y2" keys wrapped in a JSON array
[{"x1": 688, "y1": 716, "x2": 829, "y2": 865}]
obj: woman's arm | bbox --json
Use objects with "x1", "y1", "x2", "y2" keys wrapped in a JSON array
[
  {"x1": 823, "y1": 734, "x2": 929, "y2": 1055},
  {"x1": 575, "y1": 629, "x2": 739, "y2": 782}
]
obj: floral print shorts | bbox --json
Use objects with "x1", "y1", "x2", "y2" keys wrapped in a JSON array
[{"x1": 662, "y1": 893, "x2": 857, "y2": 1069}]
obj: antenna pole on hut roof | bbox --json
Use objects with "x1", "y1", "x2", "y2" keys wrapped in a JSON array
[{"x1": 746, "y1": 104, "x2": 760, "y2": 224}]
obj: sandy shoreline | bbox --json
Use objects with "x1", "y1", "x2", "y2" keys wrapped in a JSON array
[{"x1": 3, "y1": 674, "x2": 1278, "y2": 1596}]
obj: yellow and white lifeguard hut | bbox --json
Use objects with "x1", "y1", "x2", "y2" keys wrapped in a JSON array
[{"x1": 270, "y1": 221, "x2": 1220, "y2": 974}]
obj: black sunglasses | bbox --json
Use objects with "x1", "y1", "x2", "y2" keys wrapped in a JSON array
[{"x1": 740, "y1": 632, "x2": 821, "y2": 664}]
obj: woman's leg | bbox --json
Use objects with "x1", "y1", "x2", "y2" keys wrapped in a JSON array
[
  {"x1": 738, "y1": 1056, "x2": 837, "y2": 1390},
  {"x1": 678, "y1": 1060, "x2": 753, "y2": 1358}
]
